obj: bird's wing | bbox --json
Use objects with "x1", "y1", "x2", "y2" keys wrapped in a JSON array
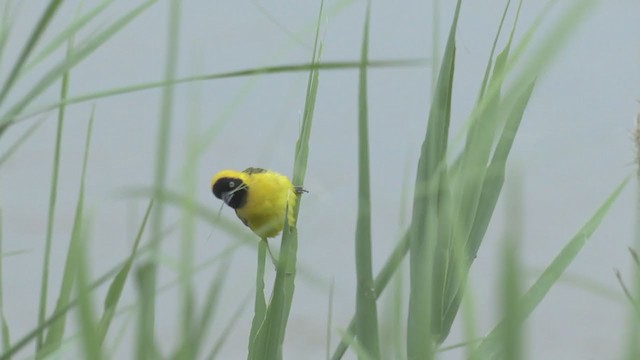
[
  {"x1": 242, "y1": 167, "x2": 268, "y2": 175},
  {"x1": 235, "y1": 210, "x2": 250, "y2": 227}
]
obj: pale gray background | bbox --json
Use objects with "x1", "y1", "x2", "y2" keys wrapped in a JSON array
[{"x1": 0, "y1": 0, "x2": 639, "y2": 359}]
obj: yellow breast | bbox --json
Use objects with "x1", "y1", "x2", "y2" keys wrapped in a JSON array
[{"x1": 236, "y1": 171, "x2": 297, "y2": 238}]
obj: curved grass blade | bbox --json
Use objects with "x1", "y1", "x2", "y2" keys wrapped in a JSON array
[
  {"x1": 440, "y1": 80, "x2": 536, "y2": 345},
  {"x1": 0, "y1": 0, "x2": 157, "y2": 135},
  {"x1": 0, "y1": 117, "x2": 45, "y2": 166},
  {"x1": 474, "y1": 176, "x2": 630, "y2": 359},
  {"x1": 97, "y1": 201, "x2": 153, "y2": 344},
  {"x1": 11, "y1": 59, "x2": 429, "y2": 128},
  {"x1": 39, "y1": 108, "x2": 95, "y2": 358},
  {"x1": 0, "y1": 216, "x2": 174, "y2": 360},
  {"x1": 22, "y1": 0, "x2": 115, "y2": 74},
  {"x1": 438, "y1": 6, "x2": 530, "y2": 340},
  {"x1": 0, "y1": 0, "x2": 63, "y2": 108}
]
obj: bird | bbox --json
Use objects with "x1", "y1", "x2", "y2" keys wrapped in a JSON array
[{"x1": 211, "y1": 167, "x2": 306, "y2": 253}]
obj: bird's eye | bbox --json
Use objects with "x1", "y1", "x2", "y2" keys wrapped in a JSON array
[{"x1": 229, "y1": 181, "x2": 235, "y2": 188}]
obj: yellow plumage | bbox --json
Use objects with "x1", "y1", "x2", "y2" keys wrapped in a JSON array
[{"x1": 210, "y1": 168, "x2": 300, "y2": 239}]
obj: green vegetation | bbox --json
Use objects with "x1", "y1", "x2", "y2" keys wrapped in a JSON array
[{"x1": 0, "y1": 1, "x2": 633, "y2": 359}]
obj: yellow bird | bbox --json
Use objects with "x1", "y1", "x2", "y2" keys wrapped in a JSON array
[{"x1": 211, "y1": 167, "x2": 305, "y2": 239}]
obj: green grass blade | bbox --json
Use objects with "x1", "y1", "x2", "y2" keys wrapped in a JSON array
[
  {"x1": 338, "y1": 329, "x2": 374, "y2": 360},
  {"x1": 458, "y1": 0, "x2": 596, "y2": 152},
  {"x1": 247, "y1": 243, "x2": 267, "y2": 359},
  {"x1": 0, "y1": 250, "x2": 28, "y2": 258},
  {"x1": 0, "y1": 211, "x2": 11, "y2": 354},
  {"x1": 0, "y1": 0, "x2": 63, "y2": 108},
  {"x1": 449, "y1": 0, "x2": 519, "y2": 279},
  {"x1": 453, "y1": 0, "x2": 518, "y2": 218},
  {"x1": 36, "y1": 35, "x2": 73, "y2": 352},
  {"x1": 205, "y1": 293, "x2": 251, "y2": 360},
  {"x1": 380, "y1": 258, "x2": 406, "y2": 360},
  {"x1": 0, "y1": 1, "x2": 15, "y2": 76},
  {"x1": 251, "y1": 3, "x2": 322, "y2": 359},
  {"x1": 476, "y1": 0, "x2": 514, "y2": 101},
  {"x1": 22, "y1": 0, "x2": 115, "y2": 74},
  {"x1": 475, "y1": 176, "x2": 631, "y2": 359},
  {"x1": 438, "y1": 6, "x2": 527, "y2": 342},
  {"x1": 122, "y1": 187, "x2": 324, "y2": 288},
  {"x1": 626, "y1": 120, "x2": 640, "y2": 359},
  {"x1": 460, "y1": 284, "x2": 479, "y2": 360},
  {"x1": 440, "y1": 81, "x2": 536, "y2": 345},
  {"x1": 3, "y1": 221, "x2": 237, "y2": 359},
  {"x1": 465, "y1": 80, "x2": 535, "y2": 272},
  {"x1": 0, "y1": 117, "x2": 45, "y2": 166},
  {"x1": 40, "y1": 107, "x2": 95, "y2": 358},
  {"x1": 12, "y1": 58, "x2": 429, "y2": 128},
  {"x1": 353, "y1": 2, "x2": 380, "y2": 359},
  {"x1": 332, "y1": 233, "x2": 410, "y2": 360},
  {"x1": 97, "y1": 201, "x2": 153, "y2": 344},
  {"x1": 0, "y1": 0, "x2": 157, "y2": 135},
  {"x1": 187, "y1": 260, "x2": 230, "y2": 359},
  {"x1": 431, "y1": 0, "x2": 439, "y2": 92},
  {"x1": 0, "y1": 315, "x2": 8, "y2": 355},
  {"x1": 144, "y1": 1, "x2": 180, "y2": 350},
  {"x1": 326, "y1": 279, "x2": 335, "y2": 360},
  {"x1": 499, "y1": 175, "x2": 524, "y2": 360},
  {"x1": 135, "y1": 263, "x2": 158, "y2": 360},
  {"x1": 176, "y1": 69, "x2": 203, "y2": 360},
  {"x1": 74, "y1": 221, "x2": 103, "y2": 360},
  {"x1": 2, "y1": 216, "x2": 164, "y2": 360},
  {"x1": 407, "y1": 0, "x2": 460, "y2": 357}
]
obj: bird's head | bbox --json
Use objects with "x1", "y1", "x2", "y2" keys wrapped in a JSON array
[{"x1": 211, "y1": 170, "x2": 248, "y2": 209}]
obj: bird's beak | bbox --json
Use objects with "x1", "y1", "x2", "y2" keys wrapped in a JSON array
[{"x1": 221, "y1": 191, "x2": 233, "y2": 205}]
